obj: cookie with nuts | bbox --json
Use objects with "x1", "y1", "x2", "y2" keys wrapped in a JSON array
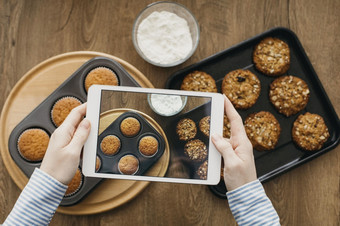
[
  {"x1": 253, "y1": 37, "x2": 290, "y2": 76},
  {"x1": 292, "y1": 112, "x2": 329, "y2": 151},
  {"x1": 269, "y1": 75, "x2": 310, "y2": 116},
  {"x1": 184, "y1": 139, "x2": 208, "y2": 161},
  {"x1": 244, "y1": 111, "x2": 281, "y2": 151},
  {"x1": 199, "y1": 115, "x2": 231, "y2": 138},
  {"x1": 221, "y1": 69, "x2": 261, "y2": 109},
  {"x1": 180, "y1": 71, "x2": 218, "y2": 92},
  {"x1": 197, "y1": 160, "x2": 208, "y2": 180},
  {"x1": 176, "y1": 118, "x2": 197, "y2": 141}
]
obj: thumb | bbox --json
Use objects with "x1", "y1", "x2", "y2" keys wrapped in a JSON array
[{"x1": 67, "y1": 119, "x2": 91, "y2": 154}]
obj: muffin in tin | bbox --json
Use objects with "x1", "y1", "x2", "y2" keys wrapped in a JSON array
[
  {"x1": 51, "y1": 96, "x2": 82, "y2": 127},
  {"x1": 84, "y1": 67, "x2": 119, "y2": 92},
  {"x1": 139, "y1": 135, "x2": 159, "y2": 157},
  {"x1": 100, "y1": 135, "x2": 121, "y2": 155},
  {"x1": 65, "y1": 168, "x2": 83, "y2": 197},
  {"x1": 118, "y1": 155, "x2": 139, "y2": 175},
  {"x1": 120, "y1": 117, "x2": 141, "y2": 137},
  {"x1": 17, "y1": 128, "x2": 50, "y2": 162},
  {"x1": 95, "y1": 156, "x2": 101, "y2": 172}
]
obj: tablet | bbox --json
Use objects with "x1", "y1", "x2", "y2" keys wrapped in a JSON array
[{"x1": 83, "y1": 85, "x2": 224, "y2": 185}]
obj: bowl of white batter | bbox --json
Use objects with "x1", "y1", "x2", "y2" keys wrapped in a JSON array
[
  {"x1": 147, "y1": 93, "x2": 187, "y2": 117},
  {"x1": 132, "y1": 1, "x2": 200, "y2": 67}
]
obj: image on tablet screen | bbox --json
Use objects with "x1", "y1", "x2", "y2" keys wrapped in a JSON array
[{"x1": 96, "y1": 90, "x2": 212, "y2": 180}]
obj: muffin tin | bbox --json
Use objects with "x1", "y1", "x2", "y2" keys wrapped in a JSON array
[
  {"x1": 8, "y1": 57, "x2": 140, "y2": 206},
  {"x1": 97, "y1": 111, "x2": 165, "y2": 175},
  {"x1": 165, "y1": 27, "x2": 340, "y2": 197},
  {"x1": 166, "y1": 102, "x2": 212, "y2": 179}
]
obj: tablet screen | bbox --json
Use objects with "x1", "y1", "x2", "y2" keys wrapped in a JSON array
[{"x1": 96, "y1": 89, "x2": 213, "y2": 180}]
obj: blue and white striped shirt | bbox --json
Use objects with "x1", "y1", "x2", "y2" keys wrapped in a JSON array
[
  {"x1": 3, "y1": 170, "x2": 279, "y2": 225},
  {"x1": 227, "y1": 180, "x2": 280, "y2": 226},
  {"x1": 3, "y1": 168, "x2": 67, "y2": 226}
]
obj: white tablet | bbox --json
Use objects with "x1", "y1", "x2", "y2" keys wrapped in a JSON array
[{"x1": 83, "y1": 85, "x2": 224, "y2": 185}]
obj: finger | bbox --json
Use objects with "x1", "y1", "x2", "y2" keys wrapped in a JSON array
[
  {"x1": 211, "y1": 133, "x2": 236, "y2": 159},
  {"x1": 67, "y1": 118, "x2": 91, "y2": 155},
  {"x1": 223, "y1": 95, "x2": 247, "y2": 139},
  {"x1": 57, "y1": 103, "x2": 87, "y2": 139}
]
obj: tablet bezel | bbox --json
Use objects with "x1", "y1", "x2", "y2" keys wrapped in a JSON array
[{"x1": 83, "y1": 85, "x2": 223, "y2": 185}]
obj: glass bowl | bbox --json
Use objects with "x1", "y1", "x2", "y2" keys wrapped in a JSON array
[
  {"x1": 132, "y1": 1, "x2": 200, "y2": 67},
  {"x1": 147, "y1": 93, "x2": 187, "y2": 117}
]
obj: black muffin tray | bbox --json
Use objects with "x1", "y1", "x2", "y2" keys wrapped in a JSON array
[
  {"x1": 8, "y1": 57, "x2": 140, "y2": 206},
  {"x1": 165, "y1": 27, "x2": 340, "y2": 198},
  {"x1": 97, "y1": 111, "x2": 165, "y2": 175},
  {"x1": 166, "y1": 102, "x2": 211, "y2": 179}
]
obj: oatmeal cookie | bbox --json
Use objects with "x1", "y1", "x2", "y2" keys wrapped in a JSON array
[
  {"x1": 292, "y1": 112, "x2": 329, "y2": 151},
  {"x1": 184, "y1": 139, "x2": 207, "y2": 161},
  {"x1": 197, "y1": 160, "x2": 208, "y2": 180},
  {"x1": 221, "y1": 69, "x2": 261, "y2": 109},
  {"x1": 269, "y1": 75, "x2": 310, "y2": 116},
  {"x1": 176, "y1": 118, "x2": 197, "y2": 141},
  {"x1": 253, "y1": 37, "x2": 290, "y2": 76},
  {"x1": 199, "y1": 116, "x2": 210, "y2": 137},
  {"x1": 244, "y1": 111, "x2": 281, "y2": 151},
  {"x1": 180, "y1": 71, "x2": 217, "y2": 92}
]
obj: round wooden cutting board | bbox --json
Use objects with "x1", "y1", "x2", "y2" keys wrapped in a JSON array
[{"x1": 0, "y1": 51, "x2": 170, "y2": 215}]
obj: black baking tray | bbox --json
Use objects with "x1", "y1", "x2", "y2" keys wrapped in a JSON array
[
  {"x1": 165, "y1": 27, "x2": 340, "y2": 198},
  {"x1": 8, "y1": 57, "x2": 140, "y2": 206},
  {"x1": 97, "y1": 111, "x2": 165, "y2": 175},
  {"x1": 166, "y1": 102, "x2": 211, "y2": 179}
]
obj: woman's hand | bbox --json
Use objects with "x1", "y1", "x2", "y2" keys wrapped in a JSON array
[
  {"x1": 40, "y1": 103, "x2": 90, "y2": 185},
  {"x1": 212, "y1": 95, "x2": 257, "y2": 191}
]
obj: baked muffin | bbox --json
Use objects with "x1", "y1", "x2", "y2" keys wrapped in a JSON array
[
  {"x1": 180, "y1": 71, "x2": 217, "y2": 92},
  {"x1": 100, "y1": 135, "x2": 121, "y2": 155},
  {"x1": 51, "y1": 96, "x2": 82, "y2": 127},
  {"x1": 95, "y1": 156, "x2": 101, "y2": 172},
  {"x1": 176, "y1": 118, "x2": 197, "y2": 141},
  {"x1": 120, "y1": 117, "x2": 141, "y2": 137},
  {"x1": 253, "y1": 37, "x2": 290, "y2": 76},
  {"x1": 65, "y1": 168, "x2": 83, "y2": 196},
  {"x1": 184, "y1": 139, "x2": 207, "y2": 161},
  {"x1": 17, "y1": 128, "x2": 50, "y2": 162},
  {"x1": 244, "y1": 111, "x2": 281, "y2": 151},
  {"x1": 197, "y1": 160, "x2": 208, "y2": 180},
  {"x1": 221, "y1": 69, "x2": 261, "y2": 109},
  {"x1": 84, "y1": 67, "x2": 119, "y2": 92},
  {"x1": 199, "y1": 116, "x2": 210, "y2": 137},
  {"x1": 269, "y1": 75, "x2": 310, "y2": 116},
  {"x1": 139, "y1": 136, "x2": 159, "y2": 157},
  {"x1": 118, "y1": 155, "x2": 139, "y2": 175},
  {"x1": 223, "y1": 115, "x2": 231, "y2": 138},
  {"x1": 292, "y1": 112, "x2": 330, "y2": 151}
]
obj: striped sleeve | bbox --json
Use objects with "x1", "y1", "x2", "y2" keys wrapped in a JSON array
[
  {"x1": 3, "y1": 168, "x2": 67, "y2": 226},
  {"x1": 227, "y1": 179, "x2": 280, "y2": 226}
]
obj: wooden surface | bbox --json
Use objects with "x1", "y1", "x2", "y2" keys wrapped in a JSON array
[{"x1": 0, "y1": 0, "x2": 339, "y2": 225}]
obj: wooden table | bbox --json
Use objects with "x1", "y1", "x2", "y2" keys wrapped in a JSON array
[{"x1": 0, "y1": 0, "x2": 339, "y2": 225}]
